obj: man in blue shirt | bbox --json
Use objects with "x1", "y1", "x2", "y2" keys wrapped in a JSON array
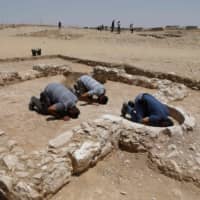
[
  {"x1": 121, "y1": 93, "x2": 173, "y2": 127},
  {"x1": 29, "y1": 83, "x2": 80, "y2": 120},
  {"x1": 74, "y1": 75, "x2": 108, "y2": 104}
]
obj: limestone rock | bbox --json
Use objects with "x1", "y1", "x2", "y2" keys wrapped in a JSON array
[
  {"x1": 70, "y1": 140, "x2": 101, "y2": 173},
  {"x1": 42, "y1": 163, "x2": 71, "y2": 195},
  {"x1": 33, "y1": 64, "x2": 71, "y2": 76},
  {"x1": 2, "y1": 155, "x2": 19, "y2": 170},
  {"x1": 93, "y1": 66, "x2": 188, "y2": 102},
  {"x1": 0, "y1": 130, "x2": 5, "y2": 136},
  {"x1": 14, "y1": 181, "x2": 42, "y2": 200},
  {"x1": 7, "y1": 140, "x2": 17, "y2": 150},
  {"x1": 0, "y1": 175, "x2": 13, "y2": 192},
  {"x1": 49, "y1": 131, "x2": 74, "y2": 148},
  {"x1": 0, "y1": 72, "x2": 21, "y2": 86},
  {"x1": 155, "y1": 79, "x2": 188, "y2": 102}
]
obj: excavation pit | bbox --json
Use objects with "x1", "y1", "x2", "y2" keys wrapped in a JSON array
[{"x1": 0, "y1": 57, "x2": 198, "y2": 200}]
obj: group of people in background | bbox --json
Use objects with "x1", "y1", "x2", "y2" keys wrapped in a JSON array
[
  {"x1": 97, "y1": 20, "x2": 134, "y2": 34},
  {"x1": 111, "y1": 19, "x2": 121, "y2": 34},
  {"x1": 29, "y1": 75, "x2": 173, "y2": 127},
  {"x1": 58, "y1": 20, "x2": 133, "y2": 34}
]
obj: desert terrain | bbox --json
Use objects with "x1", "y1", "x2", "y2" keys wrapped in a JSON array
[{"x1": 0, "y1": 25, "x2": 200, "y2": 200}]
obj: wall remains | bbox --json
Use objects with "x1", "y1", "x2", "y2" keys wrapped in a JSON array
[
  {"x1": 93, "y1": 66, "x2": 188, "y2": 103},
  {"x1": 0, "y1": 105, "x2": 197, "y2": 200}
]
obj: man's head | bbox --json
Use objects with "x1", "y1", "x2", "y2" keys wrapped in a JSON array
[
  {"x1": 98, "y1": 95, "x2": 108, "y2": 105},
  {"x1": 128, "y1": 100, "x2": 135, "y2": 108},
  {"x1": 68, "y1": 106, "x2": 80, "y2": 119}
]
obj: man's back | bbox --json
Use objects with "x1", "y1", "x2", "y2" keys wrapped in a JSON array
[
  {"x1": 45, "y1": 83, "x2": 77, "y2": 107},
  {"x1": 140, "y1": 93, "x2": 169, "y2": 121},
  {"x1": 79, "y1": 75, "x2": 102, "y2": 90}
]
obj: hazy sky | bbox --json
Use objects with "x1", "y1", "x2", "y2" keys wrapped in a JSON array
[{"x1": 0, "y1": 0, "x2": 199, "y2": 27}]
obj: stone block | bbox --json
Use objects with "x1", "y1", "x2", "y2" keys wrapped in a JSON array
[
  {"x1": 2, "y1": 155, "x2": 19, "y2": 170},
  {"x1": 42, "y1": 163, "x2": 71, "y2": 195},
  {"x1": 14, "y1": 181, "x2": 42, "y2": 200},
  {"x1": 70, "y1": 140, "x2": 101, "y2": 174},
  {"x1": 49, "y1": 131, "x2": 74, "y2": 148}
]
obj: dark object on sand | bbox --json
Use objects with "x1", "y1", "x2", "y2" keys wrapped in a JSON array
[
  {"x1": 58, "y1": 21, "x2": 62, "y2": 29},
  {"x1": 31, "y1": 48, "x2": 42, "y2": 56},
  {"x1": 31, "y1": 49, "x2": 37, "y2": 56}
]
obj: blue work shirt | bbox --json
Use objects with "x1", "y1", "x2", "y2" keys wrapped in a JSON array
[
  {"x1": 44, "y1": 83, "x2": 77, "y2": 112},
  {"x1": 79, "y1": 75, "x2": 105, "y2": 96}
]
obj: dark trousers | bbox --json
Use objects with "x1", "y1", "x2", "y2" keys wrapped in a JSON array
[
  {"x1": 74, "y1": 80, "x2": 88, "y2": 96},
  {"x1": 29, "y1": 92, "x2": 50, "y2": 115}
]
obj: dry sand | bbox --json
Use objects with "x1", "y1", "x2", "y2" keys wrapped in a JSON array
[
  {"x1": 0, "y1": 25, "x2": 200, "y2": 200},
  {"x1": 0, "y1": 26, "x2": 200, "y2": 80}
]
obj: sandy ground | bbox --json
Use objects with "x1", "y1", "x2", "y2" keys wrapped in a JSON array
[
  {"x1": 53, "y1": 152, "x2": 200, "y2": 200},
  {"x1": 0, "y1": 26, "x2": 200, "y2": 80},
  {"x1": 0, "y1": 26, "x2": 200, "y2": 200},
  {"x1": 0, "y1": 73, "x2": 153, "y2": 151}
]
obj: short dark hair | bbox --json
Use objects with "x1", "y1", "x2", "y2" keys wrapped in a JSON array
[
  {"x1": 68, "y1": 106, "x2": 80, "y2": 118},
  {"x1": 98, "y1": 95, "x2": 108, "y2": 104}
]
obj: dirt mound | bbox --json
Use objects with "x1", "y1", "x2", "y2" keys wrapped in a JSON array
[{"x1": 17, "y1": 29, "x2": 84, "y2": 40}]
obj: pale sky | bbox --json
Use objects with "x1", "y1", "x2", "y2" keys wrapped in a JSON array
[{"x1": 0, "y1": 0, "x2": 199, "y2": 27}]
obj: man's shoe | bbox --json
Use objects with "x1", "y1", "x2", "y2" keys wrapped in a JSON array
[
  {"x1": 29, "y1": 102, "x2": 34, "y2": 111},
  {"x1": 74, "y1": 84, "x2": 78, "y2": 91},
  {"x1": 121, "y1": 102, "x2": 128, "y2": 117},
  {"x1": 128, "y1": 100, "x2": 135, "y2": 108}
]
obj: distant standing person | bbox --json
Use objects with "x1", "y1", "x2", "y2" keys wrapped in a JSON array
[
  {"x1": 117, "y1": 21, "x2": 121, "y2": 34},
  {"x1": 111, "y1": 19, "x2": 115, "y2": 32},
  {"x1": 130, "y1": 23, "x2": 134, "y2": 33},
  {"x1": 58, "y1": 21, "x2": 62, "y2": 29}
]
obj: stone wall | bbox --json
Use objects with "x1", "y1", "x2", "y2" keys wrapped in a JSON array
[
  {"x1": 0, "y1": 55, "x2": 199, "y2": 89},
  {"x1": 0, "y1": 64, "x2": 71, "y2": 87},
  {"x1": 0, "y1": 105, "x2": 197, "y2": 199},
  {"x1": 0, "y1": 72, "x2": 21, "y2": 86},
  {"x1": 57, "y1": 55, "x2": 200, "y2": 90},
  {"x1": 93, "y1": 66, "x2": 188, "y2": 103}
]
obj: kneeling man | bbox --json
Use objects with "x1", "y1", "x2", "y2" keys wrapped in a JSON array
[
  {"x1": 29, "y1": 83, "x2": 80, "y2": 120},
  {"x1": 121, "y1": 93, "x2": 173, "y2": 127},
  {"x1": 74, "y1": 75, "x2": 108, "y2": 104}
]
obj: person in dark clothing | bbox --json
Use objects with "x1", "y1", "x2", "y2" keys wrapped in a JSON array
[
  {"x1": 29, "y1": 83, "x2": 80, "y2": 120},
  {"x1": 74, "y1": 75, "x2": 108, "y2": 105},
  {"x1": 111, "y1": 20, "x2": 115, "y2": 32},
  {"x1": 130, "y1": 23, "x2": 134, "y2": 33},
  {"x1": 121, "y1": 93, "x2": 173, "y2": 127},
  {"x1": 117, "y1": 21, "x2": 121, "y2": 34},
  {"x1": 58, "y1": 21, "x2": 62, "y2": 29}
]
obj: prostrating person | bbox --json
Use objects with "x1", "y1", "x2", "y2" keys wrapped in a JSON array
[
  {"x1": 74, "y1": 75, "x2": 108, "y2": 105},
  {"x1": 121, "y1": 93, "x2": 173, "y2": 127},
  {"x1": 29, "y1": 83, "x2": 80, "y2": 120}
]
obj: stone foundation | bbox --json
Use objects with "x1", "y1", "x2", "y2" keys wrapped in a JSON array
[
  {"x1": 0, "y1": 64, "x2": 71, "y2": 86},
  {"x1": 0, "y1": 105, "x2": 197, "y2": 199},
  {"x1": 93, "y1": 66, "x2": 188, "y2": 103}
]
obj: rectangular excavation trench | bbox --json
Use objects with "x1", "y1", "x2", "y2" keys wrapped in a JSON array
[
  {"x1": 0, "y1": 58, "x2": 200, "y2": 199},
  {"x1": 0, "y1": 58, "x2": 154, "y2": 152}
]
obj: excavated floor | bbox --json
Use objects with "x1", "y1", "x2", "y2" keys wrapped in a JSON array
[
  {"x1": 0, "y1": 59, "x2": 155, "y2": 151},
  {"x1": 0, "y1": 58, "x2": 200, "y2": 200}
]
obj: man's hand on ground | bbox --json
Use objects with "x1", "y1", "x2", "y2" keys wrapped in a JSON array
[
  {"x1": 141, "y1": 117, "x2": 149, "y2": 125},
  {"x1": 63, "y1": 116, "x2": 70, "y2": 121}
]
